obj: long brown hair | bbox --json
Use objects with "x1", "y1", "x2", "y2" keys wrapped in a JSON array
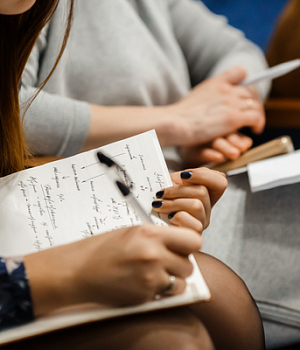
[{"x1": 0, "y1": 0, "x2": 74, "y2": 177}]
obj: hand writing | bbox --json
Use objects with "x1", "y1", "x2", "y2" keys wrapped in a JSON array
[{"x1": 25, "y1": 225, "x2": 201, "y2": 315}]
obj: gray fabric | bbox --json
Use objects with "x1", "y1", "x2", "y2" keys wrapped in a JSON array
[
  {"x1": 264, "y1": 320, "x2": 300, "y2": 349},
  {"x1": 21, "y1": 0, "x2": 269, "y2": 157},
  {"x1": 202, "y1": 174, "x2": 300, "y2": 348}
]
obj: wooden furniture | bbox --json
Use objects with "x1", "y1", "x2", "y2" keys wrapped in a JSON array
[
  {"x1": 211, "y1": 136, "x2": 294, "y2": 172},
  {"x1": 265, "y1": 0, "x2": 300, "y2": 129}
]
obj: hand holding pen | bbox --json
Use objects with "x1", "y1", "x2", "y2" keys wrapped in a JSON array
[
  {"x1": 178, "y1": 60, "x2": 300, "y2": 168},
  {"x1": 96, "y1": 151, "x2": 219, "y2": 297},
  {"x1": 241, "y1": 59, "x2": 300, "y2": 86},
  {"x1": 97, "y1": 151, "x2": 227, "y2": 234},
  {"x1": 97, "y1": 151, "x2": 154, "y2": 224}
]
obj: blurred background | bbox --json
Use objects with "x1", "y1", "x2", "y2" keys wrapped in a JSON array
[
  {"x1": 200, "y1": 0, "x2": 300, "y2": 151},
  {"x1": 200, "y1": 0, "x2": 288, "y2": 51}
]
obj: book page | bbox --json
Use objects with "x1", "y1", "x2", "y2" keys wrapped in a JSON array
[{"x1": 0, "y1": 130, "x2": 210, "y2": 344}]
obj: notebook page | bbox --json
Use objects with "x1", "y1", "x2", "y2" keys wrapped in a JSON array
[
  {"x1": 0, "y1": 130, "x2": 210, "y2": 344},
  {"x1": 0, "y1": 130, "x2": 172, "y2": 256}
]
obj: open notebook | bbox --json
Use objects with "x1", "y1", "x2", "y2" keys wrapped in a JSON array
[{"x1": 0, "y1": 130, "x2": 210, "y2": 345}]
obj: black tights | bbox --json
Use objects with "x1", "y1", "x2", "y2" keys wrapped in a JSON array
[
  {"x1": 2, "y1": 253, "x2": 265, "y2": 350},
  {"x1": 189, "y1": 252, "x2": 265, "y2": 350}
]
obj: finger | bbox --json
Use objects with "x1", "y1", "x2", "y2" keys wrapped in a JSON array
[
  {"x1": 194, "y1": 147, "x2": 225, "y2": 164},
  {"x1": 219, "y1": 66, "x2": 247, "y2": 85},
  {"x1": 157, "y1": 275, "x2": 187, "y2": 298},
  {"x1": 169, "y1": 211, "x2": 204, "y2": 232},
  {"x1": 153, "y1": 253, "x2": 192, "y2": 298},
  {"x1": 156, "y1": 182, "x2": 210, "y2": 202},
  {"x1": 170, "y1": 168, "x2": 227, "y2": 207},
  {"x1": 242, "y1": 109, "x2": 265, "y2": 134},
  {"x1": 180, "y1": 146, "x2": 224, "y2": 168},
  {"x1": 226, "y1": 133, "x2": 253, "y2": 152},
  {"x1": 239, "y1": 97, "x2": 262, "y2": 112},
  {"x1": 246, "y1": 85, "x2": 262, "y2": 102},
  {"x1": 164, "y1": 250, "x2": 194, "y2": 280},
  {"x1": 154, "y1": 185, "x2": 211, "y2": 224},
  {"x1": 234, "y1": 86, "x2": 256, "y2": 99},
  {"x1": 238, "y1": 91, "x2": 265, "y2": 115},
  {"x1": 211, "y1": 137, "x2": 241, "y2": 160},
  {"x1": 152, "y1": 198, "x2": 207, "y2": 228},
  {"x1": 160, "y1": 226, "x2": 202, "y2": 255},
  {"x1": 232, "y1": 108, "x2": 265, "y2": 134},
  {"x1": 233, "y1": 85, "x2": 264, "y2": 105},
  {"x1": 157, "y1": 251, "x2": 193, "y2": 297}
]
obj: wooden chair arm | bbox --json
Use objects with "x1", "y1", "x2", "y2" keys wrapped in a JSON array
[
  {"x1": 265, "y1": 98, "x2": 300, "y2": 128},
  {"x1": 266, "y1": 0, "x2": 300, "y2": 99}
]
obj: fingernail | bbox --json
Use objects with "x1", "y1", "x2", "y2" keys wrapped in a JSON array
[
  {"x1": 156, "y1": 190, "x2": 164, "y2": 199},
  {"x1": 152, "y1": 201, "x2": 163, "y2": 208},
  {"x1": 168, "y1": 212, "x2": 176, "y2": 219},
  {"x1": 181, "y1": 171, "x2": 193, "y2": 180}
]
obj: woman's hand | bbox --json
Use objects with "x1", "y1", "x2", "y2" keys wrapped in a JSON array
[
  {"x1": 83, "y1": 66, "x2": 264, "y2": 153},
  {"x1": 160, "y1": 66, "x2": 265, "y2": 149},
  {"x1": 24, "y1": 225, "x2": 201, "y2": 316},
  {"x1": 151, "y1": 168, "x2": 227, "y2": 233},
  {"x1": 181, "y1": 132, "x2": 253, "y2": 167}
]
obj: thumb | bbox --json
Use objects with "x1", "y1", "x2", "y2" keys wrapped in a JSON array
[{"x1": 220, "y1": 66, "x2": 247, "y2": 85}]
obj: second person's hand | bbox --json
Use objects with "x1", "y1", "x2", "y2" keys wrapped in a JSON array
[
  {"x1": 181, "y1": 132, "x2": 253, "y2": 167},
  {"x1": 162, "y1": 66, "x2": 265, "y2": 148}
]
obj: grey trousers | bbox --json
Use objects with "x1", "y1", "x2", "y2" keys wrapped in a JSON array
[{"x1": 201, "y1": 173, "x2": 300, "y2": 349}]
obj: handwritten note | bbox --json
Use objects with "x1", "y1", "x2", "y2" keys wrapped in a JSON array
[
  {"x1": 0, "y1": 130, "x2": 210, "y2": 344},
  {"x1": 0, "y1": 130, "x2": 171, "y2": 255}
]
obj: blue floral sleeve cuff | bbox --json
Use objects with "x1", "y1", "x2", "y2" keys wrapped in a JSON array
[{"x1": 0, "y1": 257, "x2": 34, "y2": 331}]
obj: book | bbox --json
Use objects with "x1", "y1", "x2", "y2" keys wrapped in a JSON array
[
  {"x1": 211, "y1": 136, "x2": 294, "y2": 174},
  {"x1": 0, "y1": 130, "x2": 210, "y2": 345}
]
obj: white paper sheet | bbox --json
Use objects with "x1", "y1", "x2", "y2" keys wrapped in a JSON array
[
  {"x1": 248, "y1": 150, "x2": 300, "y2": 192},
  {"x1": 0, "y1": 130, "x2": 210, "y2": 344}
]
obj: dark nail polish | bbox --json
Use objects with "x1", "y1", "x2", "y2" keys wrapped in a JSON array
[
  {"x1": 152, "y1": 201, "x2": 163, "y2": 208},
  {"x1": 181, "y1": 171, "x2": 193, "y2": 180},
  {"x1": 168, "y1": 212, "x2": 176, "y2": 219},
  {"x1": 156, "y1": 190, "x2": 164, "y2": 199}
]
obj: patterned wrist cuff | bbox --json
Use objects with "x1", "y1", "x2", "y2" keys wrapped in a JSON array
[{"x1": 0, "y1": 257, "x2": 34, "y2": 330}]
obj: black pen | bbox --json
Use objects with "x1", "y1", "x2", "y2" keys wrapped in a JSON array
[{"x1": 97, "y1": 152, "x2": 154, "y2": 224}]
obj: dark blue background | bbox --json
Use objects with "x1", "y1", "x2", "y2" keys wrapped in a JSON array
[{"x1": 200, "y1": 0, "x2": 288, "y2": 50}]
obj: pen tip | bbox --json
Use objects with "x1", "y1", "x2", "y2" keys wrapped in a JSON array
[
  {"x1": 116, "y1": 180, "x2": 130, "y2": 196},
  {"x1": 97, "y1": 152, "x2": 115, "y2": 167}
]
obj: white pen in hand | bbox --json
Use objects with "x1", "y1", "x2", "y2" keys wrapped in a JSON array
[{"x1": 241, "y1": 59, "x2": 300, "y2": 86}]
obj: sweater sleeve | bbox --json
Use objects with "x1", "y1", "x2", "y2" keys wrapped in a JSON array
[
  {"x1": 0, "y1": 257, "x2": 34, "y2": 331},
  {"x1": 167, "y1": 0, "x2": 270, "y2": 100},
  {"x1": 20, "y1": 27, "x2": 91, "y2": 158}
]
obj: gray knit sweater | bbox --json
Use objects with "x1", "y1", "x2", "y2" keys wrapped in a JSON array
[{"x1": 20, "y1": 0, "x2": 269, "y2": 157}]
